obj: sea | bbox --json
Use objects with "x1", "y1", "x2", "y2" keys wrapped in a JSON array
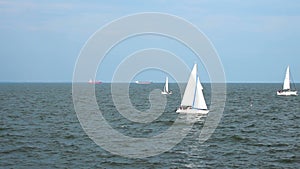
[{"x1": 0, "y1": 83, "x2": 299, "y2": 169}]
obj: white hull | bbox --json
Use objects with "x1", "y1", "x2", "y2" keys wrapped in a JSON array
[
  {"x1": 277, "y1": 90, "x2": 298, "y2": 96},
  {"x1": 161, "y1": 91, "x2": 172, "y2": 95},
  {"x1": 176, "y1": 108, "x2": 209, "y2": 114}
]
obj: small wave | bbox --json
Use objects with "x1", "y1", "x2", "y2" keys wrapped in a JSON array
[
  {"x1": 1, "y1": 146, "x2": 41, "y2": 154},
  {"x1": 230, "y1": 135, "x2": 252, "y2": 142}
]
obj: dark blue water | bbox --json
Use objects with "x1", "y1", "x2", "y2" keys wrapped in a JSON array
[{"x1": 1, "y1": 83, "x2": 299, "y2": 168}]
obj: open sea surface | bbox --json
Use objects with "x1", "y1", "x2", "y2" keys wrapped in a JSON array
[{"x1": 1, "y1": 83, "x2": 299, "y2": 168}]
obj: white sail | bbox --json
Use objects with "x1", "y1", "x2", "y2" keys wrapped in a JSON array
[
  {"x1": 164, "y1": 77, "x2": 169, "y2": 92},
  {"x1": 180, "y1": 64, "x2": 197, "y2": 106},
  {"x1": 193, "y1": 77, "x2": 207, "y2": 110},
  {"x1": 283, "y1": 66, "x2": 290, "y2": 90},
  {"x1": 162, "y1": 76, "x2": 172, "y2": 95}
]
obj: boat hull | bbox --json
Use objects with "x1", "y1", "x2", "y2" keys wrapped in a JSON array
[
  {"x1": 176, "y1": 108, "x2": 209, "y2": 114},
  {"x1": 277, "y1": 90, "x2": 298, "y2": 96},
  {"x1": 161, "y1": 91, "x2": 172, "y2": 95}
]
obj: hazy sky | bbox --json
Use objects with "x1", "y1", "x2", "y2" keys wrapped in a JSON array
[{"x1": 1, "y1": 0, "x2": 299, "y2": 83}]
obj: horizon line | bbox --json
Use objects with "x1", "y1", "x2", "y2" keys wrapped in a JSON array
[{"x1": 0, "y1": 81, "x2": 299, "y2": 84}]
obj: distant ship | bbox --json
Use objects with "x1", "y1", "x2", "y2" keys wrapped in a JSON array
[
  {"x1": 135, "y1": 81, "x2": 152, "y2": 84},
  {"x1": 88, "y1": 79, "x2": 102, "y2": 84}
]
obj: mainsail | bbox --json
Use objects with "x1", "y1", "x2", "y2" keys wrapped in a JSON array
[
  {"x1": 180, "y1": 64, "x2": 197, "y2": 106},
  {"x1": 283, "y1": 66, "x2": 290, "y2": 90},
  {"x1": 164, "y1": 77, "x2": 169, "y2": 93}
]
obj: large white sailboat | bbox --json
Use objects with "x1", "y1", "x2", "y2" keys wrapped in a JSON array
[
  {"x1": 277, "y1": 66, "x2": 298, "y2": 96},
  {"x1": 176, "y1": 64, "x2": 209, "y2": 114},
  {"x1": 161, "y1": 77, "x2": 172, "y2": 95}
]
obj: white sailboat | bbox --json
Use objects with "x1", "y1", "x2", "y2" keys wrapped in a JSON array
[
  {"x1": 161, "y1": 77, "x2": 172, "y2": 95},
  {"x1": 176, "y1": 64, "x2": 209, "y2": 114},
  {"x1": 277, "y1": 66, "x2": 298, "y2": 96}
]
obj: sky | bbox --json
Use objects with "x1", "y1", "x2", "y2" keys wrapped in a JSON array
[{"x1": 0, "y1": 0, "x2": 300, "y2": 83}]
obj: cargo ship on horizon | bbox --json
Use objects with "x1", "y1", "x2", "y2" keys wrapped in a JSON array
[
  {"x1": 135, "y1": 81, "x2": 152, "y2": 84},
  {"x1": 88, "y1": 79, "x2": 102, "y2": 84}
]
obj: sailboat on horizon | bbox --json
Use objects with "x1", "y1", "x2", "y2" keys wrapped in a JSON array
[
  {"x1": 176, "y1": 64, "x2": 209, "y2": 114},
  {"x1": 161, "y1": 77, "x2": 172, "y2": 95},
  {"x1": 277, "y1": 65, "x2": 298, "y2": 96}
]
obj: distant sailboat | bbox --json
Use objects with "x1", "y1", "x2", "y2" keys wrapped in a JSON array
[
  {"x1": 277, "y1": 66, "x2": 298, "y2": 96},
  {"x1": 176, "y1": 64, "x2": 209, "y2": 114},
  {"x1": 161, "y1": 77, "x2": 172, "y2": 95}
]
